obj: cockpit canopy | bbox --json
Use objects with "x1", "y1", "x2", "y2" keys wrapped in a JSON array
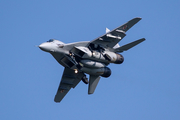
[
  {"x1": 47, "y1": 39, "x2": 54, "y2": 42},
  {"x1": 46, "y1": 39, "x2": 65, "y2": 48}
]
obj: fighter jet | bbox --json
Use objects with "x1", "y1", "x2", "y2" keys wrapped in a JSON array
[{"x1": 39, "y1": 17, "x2": 145, "y2": 103}]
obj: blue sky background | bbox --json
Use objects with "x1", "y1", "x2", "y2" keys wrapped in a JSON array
[{"x1": 1, "y1": 0, "x2": 180, "y2": 120}]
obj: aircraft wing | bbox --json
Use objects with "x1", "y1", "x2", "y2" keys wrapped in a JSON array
[
  {"x1": 54, "y1": 67, "x2": 84, "y2": 103},
  {"x1": 87, "y1": 17, "x2": 142, "y2": 48}
]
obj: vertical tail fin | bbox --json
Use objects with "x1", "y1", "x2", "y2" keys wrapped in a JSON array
[
  {"x1": 88, "y1": 75, "x2": 101, "y2": 94},
  {"x1": 106, "y1": 28, "x2": 110, "y2": 33}
]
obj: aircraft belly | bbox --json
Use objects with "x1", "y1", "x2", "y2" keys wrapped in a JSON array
[
  {"x1": 81, "y1": 67, "x2": 109, "y2": 77},
  {"x1": 80, "y1": 60, "x2": 106, "y2": 68}
]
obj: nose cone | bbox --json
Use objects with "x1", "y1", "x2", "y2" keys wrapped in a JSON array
[{"x1": 39, "y1": 43, "x2": 52, "y2": 52}]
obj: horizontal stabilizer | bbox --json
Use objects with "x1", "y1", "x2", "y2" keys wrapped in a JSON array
[
  {"x1": 88, "y1": 75, "x2": 101, "y2": 94},
  {"x1": 114, "y1": 38, "x2": 145, "y2": 53}
]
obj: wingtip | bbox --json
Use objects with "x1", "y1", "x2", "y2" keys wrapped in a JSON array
[
  {"x1": 132, "y1": 17, "x2": 142, "y2": 21},
  {"x1": 54, "y1": 94, "x2": 61, "y2": 103},
  {"x1": 142, "y1": 38, "x2": 146, "y2": 41},
  {"x1": 138, "y1": 38, "x2": 146, "y2": 42},
  {"x1": 88, "y1": 92, "x2": 93, "y2": 95},
  {"x1": 54, "y1": 100, "x2": 60, "y2": 103},
  {"x1": 136, "y1": 17, "x2": 142, "y2": 19},
  {"x1": 54, "y1": 98, "x2": 59, "y2": 103}
]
